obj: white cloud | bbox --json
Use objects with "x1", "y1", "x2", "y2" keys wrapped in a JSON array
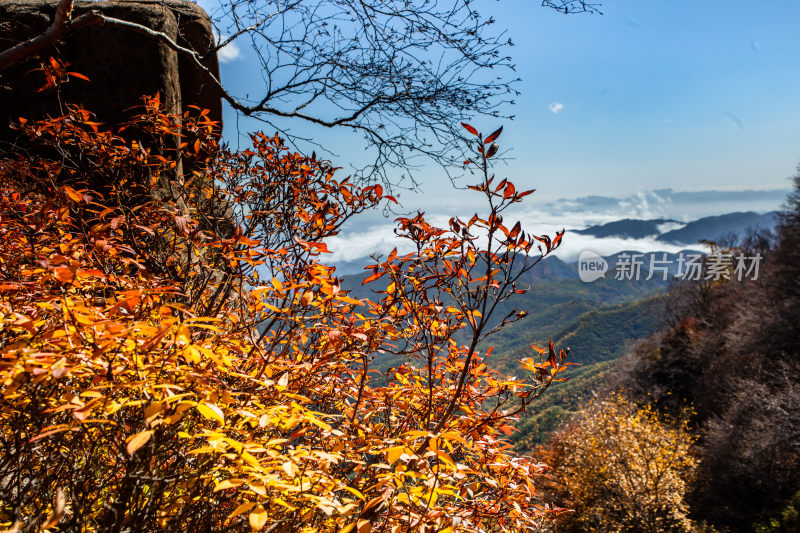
[
  {"x1": 217, "y1": 40, "x2": 242, "y2": 64},
  {"x1": 548, "y1": 102, "x2": 564, "y2": 114},
  {"x1": 321, "y1": 188, "x2": 787, "y2": 270},
  {"x1": 550, "y1": 233, "x2": 694, "y2": 263},
  {"x1": 213, "y1": 31, "x2": 243, "y2": 64},
  {"x1": 325, "y1": 224, "x2": 696, "y2": 267},
  {"x1": 325, "y1": 223, "x2": 413, "y2": 264}
]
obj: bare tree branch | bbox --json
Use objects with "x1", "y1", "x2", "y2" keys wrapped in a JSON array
[
  {"x1": 542, "y1": 0, "x2": 602, "y2": 14},
  {"x1": 0, "y1": 0, "x2": 74, "y2": 70},
  {"x1": 0, "y1": 0, "x2": 600, "y2": 190}
]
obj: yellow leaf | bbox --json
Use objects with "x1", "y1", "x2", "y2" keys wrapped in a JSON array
[
  {"x1": 248, "y1": 479, "x2": 267, "y2": 496},
  {"x1": 227, "y1": 502, "x2": 255, "y2": 521},
  {"x1": 183, "y1": 345, "x2": 201, "y2": 364},
  {"x1": 241, "y1": 450, "x2": 261, "y2": 469},
  {"x1": 197, "y1": 402, "x2": 225, "y2": 425},
  {"x1": 385, "y1": 445, "x2": 406, "y2": 465},
  {"x1": 249, "y1": 505, "x2": 268, "y2": 530},
  {"x1": 340, "y1": 486, "x2": 365, "y2": 501},
  {"x1": 339, "y1": 524, "x2": 356, "y2": 533},
  {"x1": 126, "y1": 430, "x2": 153, "y2": 455},
  {"x1": 214, "y1": 478, "x2": 245, "y2": 491},
  {"x1": 357, "y1": 519, "x2": 371, "y2": 533},
  {"x1": 176, "y1": 325, "x2": 191, "y2": 345}
]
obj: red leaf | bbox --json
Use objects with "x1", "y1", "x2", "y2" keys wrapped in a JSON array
[
  {"x1": 384, "y1": 195, "x2": 398, "y2": 204},
  {"x1": 552, "y1": 230, "x2": 565, "y2": 248},
  {"x1": 484, "y1": 126, "x2": 503, "y2": 144},
  {"x1": 548, "y1": 340, "x2": 558, "y2": 368},
  {"x1": 503, "y1": 182, "x2": 516, "y2": 199},
  {"x1": 67, "y1": 71, "x2": 90, "y2": 81},
  {"x1": 461, "y1": 122, "x2": 479, "y2": 136}
]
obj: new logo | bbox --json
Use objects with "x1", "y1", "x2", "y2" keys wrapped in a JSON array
[{"x1": 578, "y1": 250, "x2": 608, "y2": 282}]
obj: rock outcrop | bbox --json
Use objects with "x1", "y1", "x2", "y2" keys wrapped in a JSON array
[{"x1": 0, "y1": 0, "x2": 222, "y2": 148}]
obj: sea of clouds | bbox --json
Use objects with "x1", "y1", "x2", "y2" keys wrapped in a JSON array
[{"x1": 324, "y1": 188, "x2": 788, "y2": 270}]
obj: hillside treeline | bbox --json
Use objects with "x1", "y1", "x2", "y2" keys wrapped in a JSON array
[{"x1": 540, "y1": 170, "x2": 800, "y2": 532}]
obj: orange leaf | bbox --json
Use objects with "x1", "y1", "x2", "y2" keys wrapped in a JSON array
[
  {"x1": 53, "y1": 267, "x2": 74, "y2": 284},
  {"x1": 67, "y1": 71, "x2": 90, "y2": 81},
  {"x1": 385, "y1": 445, "x2": 406, "y2": 464},
  {"x1": 63, "y1": 186, "x2": 82, "y2": 202},
  {"x1": 362, "y1": 270, "x2": 385, "y2": 285},
  {"x1": 300, "y1": 291, "x2": 314, "y2": 306},
  {"x1": 552, "y1": 229, "x2": 565, "y2": 248},
  {"x1": 126, "y1": 430, "x2": 153, "y2": 455}
]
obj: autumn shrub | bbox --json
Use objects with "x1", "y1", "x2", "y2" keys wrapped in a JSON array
[
  {"x1": 0, "y1": 85, "x2": 569, "y2": 532},
  {"x1": 538, "y1": 394, "x2": 697, "y2": 533}
]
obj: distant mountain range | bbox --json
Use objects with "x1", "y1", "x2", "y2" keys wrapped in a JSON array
[
  {"x1": 336, "y1": 210, "x2": 781, "y2": 447},
  {"x1": 573, "y1": 211, "x2": 779, "y2": 245},
  {"x1": 331, "y1": 211, "x2": 781, "y2": 276}
]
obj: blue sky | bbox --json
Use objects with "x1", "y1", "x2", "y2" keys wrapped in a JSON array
[
  {"x1": 208, "y1": 0, "x2": 800, "y2": 262},
  {"x1": 491, "y1": 0, "x2": 800, "y2": 199},
  {"x1": 213, "y1": 0, "x2": 800, "y2": 203}
]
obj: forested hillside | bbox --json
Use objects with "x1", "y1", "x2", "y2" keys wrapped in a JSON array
[{"x1": 538, "y1": 175, "x2": 800, "y2": 532}]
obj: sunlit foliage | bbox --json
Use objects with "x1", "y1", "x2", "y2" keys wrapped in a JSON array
[
  {"x1": 538, "y1": 394, "x2": 696, "y2": 533},
  {"x1": 0, "y1": 74, "x2": 569, "y2": 531}
]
